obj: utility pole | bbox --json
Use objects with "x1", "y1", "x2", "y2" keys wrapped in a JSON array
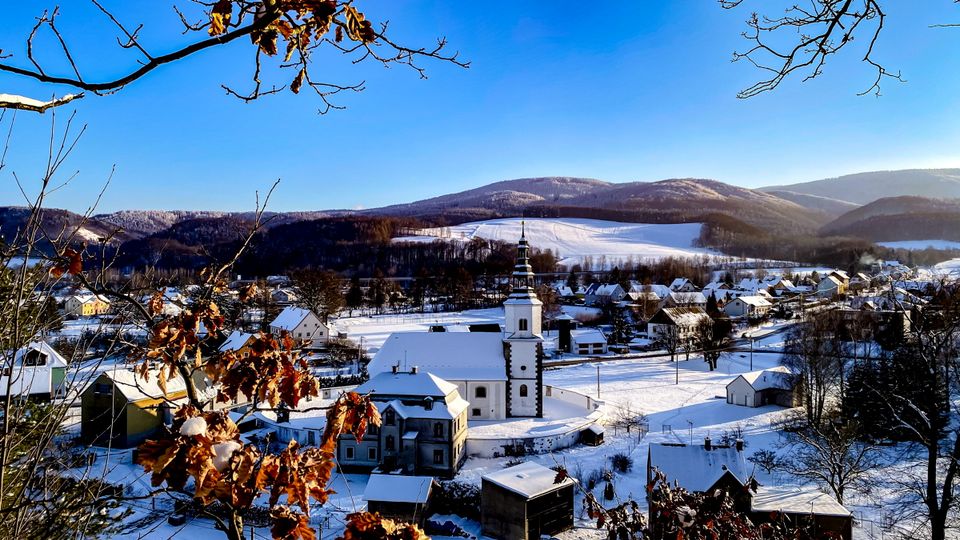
[
  {"x1": 596, "y1": 365, "x2": 600, "y2": 398},
  {"x1": 750, "y1": 336, "x2": 754, "y2": 371},
  {"x1": 675, "y1": 356, "x2": 679, "y2": 385}
]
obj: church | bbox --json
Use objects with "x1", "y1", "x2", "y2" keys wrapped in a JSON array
[{"x1": 368, "y1": 227, "x2": 545, "y2": 420}]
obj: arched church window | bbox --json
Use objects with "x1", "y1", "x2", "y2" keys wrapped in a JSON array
[
  {"x1": 519, "y1": 318, "x2": 528, "y2": 331},
  {"x1": 475, "y1": 386, "x2": 487, "y2": 398},
  {"x1": 520, "y1": 384, "x2": 528, "y2": 397}
]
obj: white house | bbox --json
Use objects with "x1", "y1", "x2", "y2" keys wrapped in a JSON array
[
  {"x1": 660, "y1": 291, "x2": 707, "y2": 309},
  {"x1": 269, "y1": 306, "x2": 329, "y2": 347},
  {"x1": 647, "y1": 307, "x2": 711, "y2": 344},
  {"x1": 817, "y1": 275, "x2": 843, "y2": 298},
  {"x1": 369, "y1": 229, "x2": 545, "y2": 420},
  {"x1": 1, "y1": 341, "x2": 69, "y2": 400},
  {"x1": 64, "y1": 294, "x2": 110, "y2": 317},
  {"x1": 725, "y1": 366, "x2": 795, "y2": 408},
  {"x1": 669, "y1": 278, "x2": 698, "y2": 292},
  {"x1": 570, "y1": 328, "x2": 608, "y2": 355},
  {"x1": 584, "y1": 283, "x2": 626, "y2": 306},
  {"x1": 722, "y1": 296, "x2": 772, "y2": 319}
]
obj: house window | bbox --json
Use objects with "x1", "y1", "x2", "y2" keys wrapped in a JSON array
[
  {"x1": 385, "y1": 410, "x2": 395, "y2": 426},
  {"x1": 519, "y1": 318, "x2": 528, "y2": 331},
  {"x1": 345, "y1": 447, "x2": 355, "y2": 460},
  {"x1": 474, "y1": 386, "x2": 486, "y2": 399},
  {"x1": 367, "y1": 424, "x2": 378, "y2": 436},
  {"x1": 519, "y1": 384, "x2": 528, "y2": 397},
  {"x1": 386, "y1": 435, "x2": 395, "y2": 451},
  {"x1": 368, "y1": 448, "x2": 377, "y2": 460},
  {"x1": 433, "y1": 449, "x2": 444, "y2": 465},
  {"x1": 472, "y1": 408, "x2": 481, "y2": 417},
  {"x1": 23, "y1": 351, "x2": 46, "y2": 366},
  {"x1": 433, "y1": 422, "x2": 443, "y2": 438}
]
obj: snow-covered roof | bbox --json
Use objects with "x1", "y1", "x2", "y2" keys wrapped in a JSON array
[
  {"x1": 819, "y1": 275, "x2": 842, "y2": 287},
  {"x1": 669, "y1": 278, "x2": 691, "y2": 290},
  {"x1": 356, "y1": 370, "x2": 458, "y2": 399},
  {"x1": 587, "y1": 283, "x2": 623, "y2": 296},
  {"x1": 15, "y1": 341, "x2": 68, "y2": 368},
  {"x1": 570, "y1": 328, "x2": 607, "y2": 345},
  {"x1": 667, "y1": 292, "x2": 707, "y2": 304},
  {"x1": 369, "y1": 332, "x2": 507, "y2": 381},
  {"x1": 586, "y1": 423, "x2": 604, "y2": 435},
  {"x1": 482, "y1": 461, "x2": 574, "y2": 499},
  {"x1": 830, "y1": 270, "x2": 850, "y2": 280},
  {"x1": 653, "y1": 307, "x2": 711, "y2": 327},
  {"x1": 270, "y1": 306, "x2": 314, "y2": 330},
  {"x1": 751, "y1": 486, "x2": 851, "y2": 517},
  {"x1": 649, "y1": 444, "x2": 749, "y2": 493},
  {"x1": 380, "y1": 396, "x2": 470, "y2": 420},
  {"x1": 364, "y1": 474, "x2": 434, "y2": 504},
  {"x1": 735, "y1": 366, "x2": 793, "y2": 391},
  {"x1": 733, "y1": 296, "x2": 772, "y2": 307},
  {"x1": 101, "y1": 366, "x2": 188, "y2": 402},
  {"x1": 219, "y1": 330, "x2": 255, "y2": 353}
]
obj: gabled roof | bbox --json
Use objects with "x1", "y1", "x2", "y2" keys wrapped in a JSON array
[
  {"x1": 570, "y1": 328, "x2": 607, "y2": 345},
  {"x1": 819, "y1": 275, "x2": 842, "y2": 287},
  {"x1": 651, "y1": 307, "x2": 710, "y2": 327},
  {"x1": 752, "y1": 486, "x2": 851, "y2": 517},
  {"x1": 99, "y1": 366, "x2": 188, "y2": 402},
  {"x1": 369, "y1": 332, "x2": 507, "y2": 381},
  {"x1": 733, "y1": 366, "x2": 793, "y2": 391},
  {"x1": 270, "y1": 306, "x2": 316, "y2": 330},
  {"x1": 15, "y1": 341, "x2": 68, "y2": 368},
  {"x1": 218, "y1": 330, "x2": 255, "y2": 353},
  {"x1": 364, "y1": 474, "x2": 434, "y2": 504},
  {"x1": 356, "y1": 370, "x2": 458, "y2": 399},
  {"x1": 483, "y1": 461, "x2": 574, "y2": 498},
  {"x1": 669, "y1": 278, "x2": 691, "y2": 290},
  {"x1": 666, "y1": 292, "x2": 707, "y2": 304},
  {"x1": 732, "y1": 296, "x2": 772, "y2": 308},
  {"x1": 649, "y1": 444, "x2": 749, "y2": 493}
]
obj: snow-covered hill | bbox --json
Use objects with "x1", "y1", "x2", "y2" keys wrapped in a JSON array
[{"x1": 395, "y1": 217, "x2": 714, "y2": 268}]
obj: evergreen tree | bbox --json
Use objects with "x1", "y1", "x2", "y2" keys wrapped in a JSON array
[
  {"x1": 566, "y1": 268, "x2": 579, "y2": 290},
  {"x1": 345, "y1": 276, "x2": 364, "y2": 316}
]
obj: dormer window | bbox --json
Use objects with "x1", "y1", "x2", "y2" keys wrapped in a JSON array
[{"x1": 519, "y1": 318, "x2": 528, "y2": 331}]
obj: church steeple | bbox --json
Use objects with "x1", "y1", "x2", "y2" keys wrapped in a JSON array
[{"x1": 511, "y1": 220, "x2": 536, "y2": 298}]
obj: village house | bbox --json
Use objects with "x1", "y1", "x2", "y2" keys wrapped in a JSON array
[
  {"x1": 722, "y1": 295, "x2": 773, "y2": 319},
  {"x1": 269, "y1": 306, "x2": 329, "y2": 347},
  {"x1": 750, "y1": 486, "x2": 853, "y2": 540},
  {"x1": 369, "y1": 230, "x2": 545, "y2": 420},
  {"x1": 270, "y1": 287, "x2": 299, "y2": 305},
  {"x1": 726, "y1": 366, "x2": 796, "y2": 407},
  {"x1": 336, "y1": 368, "x2": 469, "y2": 478},
  {"x1": 481, "y1": 461, "x2": 576, "y2": 540},
  {"x1": 647, "y1": 307, "x2": 711, "y2": 344},
  {"x1": 81, "y1": 367, "x2": 189, "y2": 448},
  {"x1": 0, "y1": 341, "x2": 69, "y2": 401},
  {"x1": 64, "y1": 294, "x2": 111, "y2": 317},
  {"x1": 584, "y1": 283, "x2": 626, "y2": 306},
  {"x1": 816, "y1": 275, "x2": 844, "y2": 298},
  {"x1": 669, "y1": 278, "x2": 698, "y2": 292},
  {"x1": 570, "y1": 327, "x2": 608, "y2": 355},
  {"x1": 363, "y1": 474, "x2": 435, "y2": 525}
]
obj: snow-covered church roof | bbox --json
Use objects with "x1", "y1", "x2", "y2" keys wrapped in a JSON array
[{"x1": 369, "y1": 332, "x2": 507, "y2": 381}]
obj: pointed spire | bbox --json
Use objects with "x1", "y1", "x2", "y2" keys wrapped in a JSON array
[
  {"x1": 521, "y1": 219, "x2": 526, "y2": 239},
  {"x1": 511, "y1": 224, "x2": 535, "y2": 297}
]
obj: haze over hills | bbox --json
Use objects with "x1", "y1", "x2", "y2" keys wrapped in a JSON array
[
  {"x1": 760, "y1": 168, "x2": 960, "y2": 205},
  {"x1": 820, "y1": 196, "x2": 960, "y2": 242}
]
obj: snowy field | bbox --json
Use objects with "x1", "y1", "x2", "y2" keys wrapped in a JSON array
[
  {"x1": 933, "y1": 257, "x2": 960, "y2": 276},
  {"x1": 394, "y1": 217, "x2": 715, "y2": 268},
  {"x1": 878, "y1": 239, "x2": 960, "y2": 250}
]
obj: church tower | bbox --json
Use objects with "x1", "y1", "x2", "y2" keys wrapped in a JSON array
[{"x1": 503, "y1": 222, "x2": 544, "y2": 417}]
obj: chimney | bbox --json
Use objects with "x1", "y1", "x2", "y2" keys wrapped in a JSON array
[
  {"x1": 704, "y1": 436, "x2": 712, "y2": 451},
  {"x1": 735, "y1": 439, "x2": 744, "y2": 452},
  {"x1": 410, "y1": 366, "x2": 419, "y2": 374}
]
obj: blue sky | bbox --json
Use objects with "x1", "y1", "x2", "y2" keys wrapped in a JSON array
[{"x1": 1, "y1": 1, "x2": 959, "y2": 213}]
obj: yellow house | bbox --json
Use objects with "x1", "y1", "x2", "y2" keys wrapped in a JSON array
[
  {"x1": 81, "y1": 367, "x2": 189, "y2": 448},
  {"x1": 64, "y1": 294, "x2": 111, "y2": 317}
]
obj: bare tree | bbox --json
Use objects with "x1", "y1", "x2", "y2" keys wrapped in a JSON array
[{"x1": 0, "y1": 1, "x2": 468, "y2": 113}]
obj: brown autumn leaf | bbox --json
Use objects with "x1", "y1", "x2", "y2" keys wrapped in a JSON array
[
  {"x1": 270, "y1": 506, "x2": 315, "y2": 540},
  {"x1": 209, "y1": 0, "x2": 232, "y2": 36},
  {"x1": 148, "y1": 289, "x2": 165, "y2": 316},
  {"x1": 291, "y1": 68, "x2": 306, "y2": 94},
  {"x1": 342, "y1": 5, "x2": 375, "y2": 43},
  {"x1": 239, "y1": 282, "x2": 258, "y2": 303}
]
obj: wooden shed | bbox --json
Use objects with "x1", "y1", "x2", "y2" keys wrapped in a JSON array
[
  {"x1": 363, "y1": 474, "x2": 434, "y2": 525},
  {"x1": 481, "y1": 461, "x2": 575, "y2": 540},
  {"x1": 580, "y1": 423, "x2": 604, "y2": 446}
]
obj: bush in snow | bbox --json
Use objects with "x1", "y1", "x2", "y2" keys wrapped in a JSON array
[
  {"x1": 430, "y1": 481, "x2": 481, "y2": 521},
  {"x1": 610, "y1": 453, "x2": 633, "y2": 473}
]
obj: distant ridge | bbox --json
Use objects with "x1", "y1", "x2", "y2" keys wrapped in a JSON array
[{"x1": 761, "y1": 168, "x2": 960, "y2": 205}]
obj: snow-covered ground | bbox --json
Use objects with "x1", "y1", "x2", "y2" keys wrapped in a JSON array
[
  {"x1": 878, "y1": 239, "x2": 960, "y2": 250},
  {"x1": 933, "y1": 257, "x2": 960, "y2": 275},
  {"x1": 394, "y1": 217, "x2": 715, "y2": 268}
]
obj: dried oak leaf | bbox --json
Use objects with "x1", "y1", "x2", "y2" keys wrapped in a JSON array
[{"x1": 209, "y1": 0, "x2": 233, "y2": 36}]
